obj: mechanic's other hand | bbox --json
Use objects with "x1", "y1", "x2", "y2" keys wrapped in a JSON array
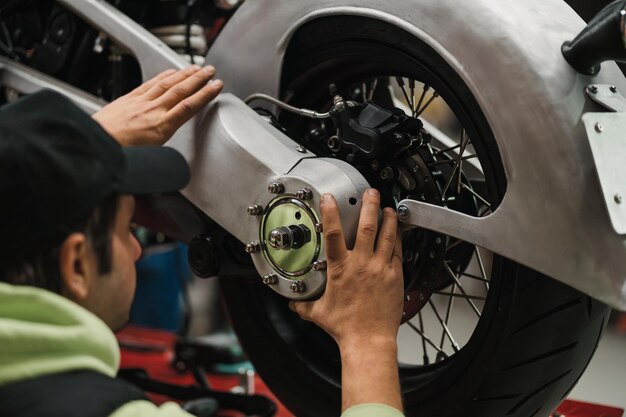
[
  {"x1": 289, "y1": 189, "x2": 404, "y2": 350},
  {"x1": 92, "y1": 65, "x2": 223, "y2": 146}
]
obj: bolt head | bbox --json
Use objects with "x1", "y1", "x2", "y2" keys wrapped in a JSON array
[
  {"x1": 296, "y1": 187, "x2": 313, "y2": 201},
  {"x1": 296, "y1": 145, "x2": 307, "y2": 153},
  {"x1": 615, "y1": 194, "x2": 623, "y2": 204},
  {"x1": 380, "y1": 167, "x2": 394, "y2": 181},
  {"x1": 245, "y1": 242, "x2": 260, "y2": 254},
  {"x1": 262, "y1": 274, "x2": 278, "y2": 285},
  {"x1": 312, "y1": 259, "x2": 327, "y2": 271},
  {"x1": 397, "y1": 205, "x2": 409, "y2": 220},
  {"x1": 314, "y1": 222, "x2": 323, "y2": 233},
  {"x1": 247, "y1": 204, "x2": 263, "y2": 216},
  {"x1": 610, "y1": 86, "x2": 618, "y2": 94},
  {"x1": 290, "y1": 281, "x2": 306, "y2": 293},
  {"x1": 595, "y1": 123, "x2": 604, "y2": 133},
  {"x1": 589, "y1": 85, "x2": 599, "y2": 94},
  {"x1": 268, "y1": 182, "x2": 285, "y2": 194}
]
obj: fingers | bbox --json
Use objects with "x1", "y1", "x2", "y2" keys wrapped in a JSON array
[
  {"x1": 320, "y1": 193, "x2": 348, "y2": 265},
  {"x1": 288, "y1": 300, "x2": 314, "y2": 321},
  {"x1": 158, "y1": 65, "x2": 217, "y2": 108},
  {"x1": 354, "y1": 189, "x2": 381, "y2": 253},
  {"x1": 164, "y1": 79, "x2": 223, "y2": 133},
  {"x1": 129, "y1": 69, "x2": 177, "y2": 96},
  {"x1": 144, "y1": 65, "x2": 204, "y2": 100},
  {"x1": 375, "y1": 207, "x2": 398, "y2": 262},
  {"x1": 391, "y1": 231, "x2": 403, "y2": 271}
]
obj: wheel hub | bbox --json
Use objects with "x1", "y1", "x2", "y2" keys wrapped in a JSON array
[{"x1": 261, "y1": 197, "x2": 321, "y2": 277}]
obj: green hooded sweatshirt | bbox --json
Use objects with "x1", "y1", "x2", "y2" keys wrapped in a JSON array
[{"x1": 0, "y1": 282, "x2": 402, "y2": 417}]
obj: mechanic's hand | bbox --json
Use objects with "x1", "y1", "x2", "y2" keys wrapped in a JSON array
[
  {"x1": 289, "y1": 189, "x2": 404, "y2": 349},
  {"x1": 92, "y1": 65, "x2": 223, "y2": 146}
]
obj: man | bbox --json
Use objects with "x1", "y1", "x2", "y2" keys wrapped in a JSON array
[{"x1": 0, "y1": 65, "x2": 405, "y2": 417}]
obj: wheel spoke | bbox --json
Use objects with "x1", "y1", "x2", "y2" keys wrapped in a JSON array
[
  {"x1": 461, "y1": 182, "x2": 492, "y2": 209},
  {"x1": 439, "y1": 282, "x2": 456, "y2": 349},
  {"x1": 434, "y1": 143, "x2": 461, "y2": 156},
  {"x1": 443, "y1": 263, "x2": 481, "y2": 317},
  {"x1": 415, "y1": 84, "x2": 430, "y2": 117},
  {"x1": 446, "y1": 238, "x2": 463, "y2": 252},
  {"x1": 395, "y1": 77, "x2": 414, "y2": 111},
  {"x1": 474, "y1": 246, "x2": 490, "y2": 291},
  {"x1": 416, "y1": 92, "x2": 439, "y2": 117},
  {"x1": 434, "y1": 291, "x2": 486, "y2": 301},
  {"x1": 418, "y1": 312, "x2": 429, "y2": 365},
  {"x1": 428, "y1": 300, "x2": 460, "y2": 352},
  {"x1": 457, "y1": 270, "x2": 490, "y2": 283},
  {"x1": 407, "y1": 319, "x2": 449, "y2": 359},
  {"x1": 441, "y1": 130, "x2": 470, "y2": 199},
  {"x1": 428, "y1": 154, "x2": 477, "y2": 168},
  {"x1": 409, "y1": 79, "x2": 416, "y2": 113}
]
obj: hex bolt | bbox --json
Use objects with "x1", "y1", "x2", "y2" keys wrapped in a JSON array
[
  {"x1": 268, "y1": 182, "x2": 285, "y2": 194},
  {"x1": 247, "y1": 204, "x2": 263, "y2": 216},
  {"x1": 314, "y1": 222, "x2": 323, "y2": 233},
  {"x1": 397, "y1": 205, "x2": 409, "y2": 220},
  {"x1": 610, "y1": 86, "x2": 618, "y2": 94},
  {"x1": 262, "y1": 274, "x2": 278, "y2": 285},
  {"x1": 290, "y1": 281, "x2": 306, "y2": 293},
  {"x1": 595, "y1": 123, "x2": 604, "y2": 133},
  {"x1": 245, "y1": 242, "x2": 260, "y2": 254},
  {"x1": 296, "y1": 187, "x2": 313, "y2": 201},
  {"x1": 296, "y1": 145, "x2": 307, "y2": 153},
  {"x1": 615, "y1": 194, "x2": 623, "y2": 204},
  {"x1": 380, "y1": 167, "x2": 394, "y2": 181},
  {"x1": 589, "y1": 85, "x2": 599, "y2": 94},
  {"x1": 312, "y1": 260, "x2": 327, "y2": 271}
]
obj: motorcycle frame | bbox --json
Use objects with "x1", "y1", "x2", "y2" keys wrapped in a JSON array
[{"x1": 1, "y1": 0, "x2": 626, "y2": 309}]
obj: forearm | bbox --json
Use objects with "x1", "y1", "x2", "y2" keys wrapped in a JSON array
[{"x1": 339, "y1": 337, "x2": 403, "y2": 412}]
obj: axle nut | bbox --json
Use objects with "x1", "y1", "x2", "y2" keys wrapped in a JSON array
[{"x1": 290, "y1": 281, "x2": 306, "y2": 293}]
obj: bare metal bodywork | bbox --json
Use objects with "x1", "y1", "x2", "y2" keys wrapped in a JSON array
[
  {"x1": 2, "y1": 0, "x2": 625, "y2": 308},
  {"x1": 203, "y1": 0, "x2": 626, "y2": 310}
]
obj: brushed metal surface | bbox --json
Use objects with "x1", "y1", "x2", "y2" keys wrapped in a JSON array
[
  {"x1": 206, "y1": 0, "x2": 626, "y2": 309},
  {"x1": 167, "y1": 94, "x2": 370, "y2": 299},
  {"x1": 582, "y1": 112, "x2": 626, "y2": 234}
]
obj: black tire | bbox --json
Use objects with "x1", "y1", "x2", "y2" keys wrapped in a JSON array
[{"x1": 220, "y1": 16, "x2": 610, "y2": 417}]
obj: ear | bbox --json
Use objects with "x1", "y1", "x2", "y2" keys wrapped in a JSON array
[{"x1": 59, "y1": 233, "x2": 96, "y2": 301}]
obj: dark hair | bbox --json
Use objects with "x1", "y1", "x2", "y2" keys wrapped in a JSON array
[{"x1": 0, "y1": 194, "x2": 120, "y2": 294}]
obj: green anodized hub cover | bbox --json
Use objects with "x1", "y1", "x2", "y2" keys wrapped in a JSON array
[{"x1": 261, "y1": 197, "x2": 321, "y2": 277}]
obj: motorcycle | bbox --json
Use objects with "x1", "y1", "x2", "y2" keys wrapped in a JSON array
[{"x1": 0, "y1": 0, "x2": 625, "y2": 416}]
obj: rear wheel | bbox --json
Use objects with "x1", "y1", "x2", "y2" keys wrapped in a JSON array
[{"x1": 220, "y1": 16, "x2": 610, "y2": 417}]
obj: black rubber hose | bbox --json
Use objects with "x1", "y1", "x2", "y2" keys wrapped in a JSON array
[{"x1": 562, "y1": 0, "x2": 626, "y2": 75}]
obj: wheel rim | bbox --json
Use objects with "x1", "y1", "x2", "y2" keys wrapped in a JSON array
[{"x1": 242, "y1": 32, "x2": 511, "y2": 402}]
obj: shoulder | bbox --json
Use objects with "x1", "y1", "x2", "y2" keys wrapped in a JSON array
[{"x1": 110, "y1": 400, "x2": 194, "y2": 417}]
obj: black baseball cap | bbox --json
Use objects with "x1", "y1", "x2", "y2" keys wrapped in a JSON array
[{"x1": 0, "y1": 90, "x2": 190, "y2": 259}]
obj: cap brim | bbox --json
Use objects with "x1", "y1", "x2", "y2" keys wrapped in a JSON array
[{"x1": 119, "y1": 146, "x2": 190, "y2": 195}]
